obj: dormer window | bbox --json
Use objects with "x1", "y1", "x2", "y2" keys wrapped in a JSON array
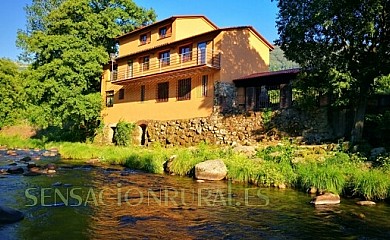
[
  {"x1": 139, "y1": 32, "x2": 151, "y2": 45},
  {"x1": 158, "y1": 25, "x2": 172, "y2": 39},
  {"x1": 159, "y1": 27, "x2": 167, "y2": 38}
]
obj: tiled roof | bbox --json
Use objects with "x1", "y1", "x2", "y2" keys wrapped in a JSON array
[
  {"x1": 234, "y1": 68, "x2": 301, "y2": 81},
  {"x1": 115, "y1": 15, "x2": 218, "y2": 39}
]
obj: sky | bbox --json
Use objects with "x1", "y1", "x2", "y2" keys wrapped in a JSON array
[{"x1": 0, "y1": 0, "x2": 279, "y2": 61}]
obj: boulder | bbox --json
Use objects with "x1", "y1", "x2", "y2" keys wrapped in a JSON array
[
  {"x1": 356, "y1": 201, "x2": 376, "y2": 206},
  {"x1": 0, "y1": 206, "x2": 24, "y2": 224},
  {"x1": 163, "y1": 155, "x2": 177, "y2": 174},
  {"x1": 27, "y1": 162, "x2": 37, "y2": 169},
  {"x1": 46, "y1": 163, "x2": 57, "y2": 170},
  {"x1": 7, "y1": 167, "x2": 24, "y2": 174},
  {"x1": 194, "y1": 159, "x2": 227, "y2": 181},
  {"x1": 370, "y1": 147, "x2": 386, "y2": 159},
  {"x1": 310, "y1": 193, "x2": 340, "y2": 205},
  {"x1": 308, "y1": 187, "x2": 318, "y2": 194},
  {"x1": 20, "y1": 156, "x2": 32, "y2": 162}
]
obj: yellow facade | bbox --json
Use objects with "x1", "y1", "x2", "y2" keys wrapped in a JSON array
[{"x1": 101, "y1": 15, "x2": 273, "y2": 126}]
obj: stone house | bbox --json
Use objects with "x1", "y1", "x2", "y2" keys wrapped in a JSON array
[{"x1": 101, "y1": 15, "x2": 305, "y2": 145}]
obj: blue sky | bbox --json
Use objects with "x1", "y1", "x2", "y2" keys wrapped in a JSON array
[{"x1": 0, "y1": 0, "x2": 279, "y2": 61}]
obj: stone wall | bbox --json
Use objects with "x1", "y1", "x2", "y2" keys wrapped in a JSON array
[{"x1": 145, "y1": 107, "x2": 334, "y2": 147}]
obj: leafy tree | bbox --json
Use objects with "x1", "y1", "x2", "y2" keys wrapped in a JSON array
[
  {"x1": 17, "y1": 0, "x2": 156, "y2": 141},
  {"x1": 275, "y1": 0, "x2": 390, "y2": 143},
  {"x1": 0, "y1": 59, "x2": 26, "y2": 128}
]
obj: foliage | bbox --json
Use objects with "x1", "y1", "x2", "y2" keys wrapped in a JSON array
[
  {"x1": 261, "y1": 108, "x2": 273, "y2": 130},
  {"x1": 352, "y1": 169, "x2": 390, "y2": 200},
  {"x1": 113, "y1": 120, "x2": 136, "y2": 146},
  {"x1": 365, "y1": 110, "x2": 390, "y2": 147},
  {"x1": 0, "y1": 58, "x2": 26, "y2": 128},
  {"x1": 17, "y1": 0, "x2": 156, "y2": 141},
  {"x1": 269, "y1": 46, "x2": 299, "y2": 71},
  {"x1": 374, "y1": 74, "x2": 390, "y2": 95},
  {"x1": 275, "y1": 0, "x2": 390, "y2": 143}
]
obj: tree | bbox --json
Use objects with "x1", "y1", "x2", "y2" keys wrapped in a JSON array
[
  {"x1": 269, "y1": 46, "x2": 299, "y2": 71},
  {"x1": 0, "y1": 59, "x2": 26, "y2": 128},
  {"x1": 275, "y1": 0, "x2": 390, "y2": 143},
  {"x1": 17, "y1": 0, "x2": 156, "y2": 141}
]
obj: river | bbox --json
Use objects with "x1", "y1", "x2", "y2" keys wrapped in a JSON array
[{"x1": 1, "y1": 157, "x2": 390, "y2": 239}]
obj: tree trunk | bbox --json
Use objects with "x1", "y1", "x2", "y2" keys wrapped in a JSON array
[{"x1": 350, "y1": 97, "x2": 368, "y2": 144}]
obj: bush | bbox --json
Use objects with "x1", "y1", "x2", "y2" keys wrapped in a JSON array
[
  {"x1": 296, "y1": 163, "x2": 346, "y2": 194},
  {"x1": 352, "y1": 169, "x2": 390, "y2": 200},
  {"x1": 113, "y1": 120, "x2": 135, "y2": 146}
]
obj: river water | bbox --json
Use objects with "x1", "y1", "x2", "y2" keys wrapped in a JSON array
[{"x1": 1, "y1": 158, "x2": 390, "y2": 239}]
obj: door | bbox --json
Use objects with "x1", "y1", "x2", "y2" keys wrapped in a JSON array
[{"x1": 197, "y1": 42, "x2": 207, "y2": 65}]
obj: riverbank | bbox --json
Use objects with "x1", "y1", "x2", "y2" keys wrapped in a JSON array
[{"x1": 0, "y1": 134, "x2": 389, "y2": 201}]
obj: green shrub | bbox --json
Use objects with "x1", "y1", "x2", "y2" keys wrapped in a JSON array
[
  {"x1": 113, "y1": 120, "x2": 135, "y2": 146},
  {"x1": 296, "y1": 163, "x2": 346, "y2": 194},
  {"x1": 352, "y1": 169, "x2": 390, "y2": 200}
]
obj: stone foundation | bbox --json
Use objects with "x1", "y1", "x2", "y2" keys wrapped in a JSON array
[{"x1": 143, "y1": 107, "x2": 334, "y2": 147}]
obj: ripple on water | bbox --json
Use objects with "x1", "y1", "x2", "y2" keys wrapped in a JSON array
[{"x1": 1, "y1": 164, "x2": 390, "y2": 239}]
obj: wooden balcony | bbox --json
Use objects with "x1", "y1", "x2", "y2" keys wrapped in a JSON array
[{"x1": 111, "y1": 49, "x2": 220, "y2": 84}]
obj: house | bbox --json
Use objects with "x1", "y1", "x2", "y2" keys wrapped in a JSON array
[{"x1": 101, "y1": 15, "x2": 274, "y2": 144}]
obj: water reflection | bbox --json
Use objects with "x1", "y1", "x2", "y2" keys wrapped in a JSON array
[{"x1": 1, "y1": 162, "x2": 390, "y2": 239}]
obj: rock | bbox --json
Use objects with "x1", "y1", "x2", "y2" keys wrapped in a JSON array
[
  {"x1": 86, "y1": 158, "x2": 100, "y2": 164},
  {"x1": 277, "y1": 183, "x2": 287, "y2": 189},
  {"x1": 163, "y1": 155, "x2": 177, "y2": 173},
  {"x1": 0, "y1": 206, "x2": 24, "y2": 224},
  {"x1": 308, "y1": 187, "x2": 318, "y2": 194},
  {"x1": 46, "y1": 163, "x2": 57, "y2": 170},
  {"x1": 310, "y1": 193, "x2": 340, "y2": 205},
  {"x1": 6, "y1": 150, "x2": 17, "y2": 156},
  {"x1": 27, "y1": 162, "x2": 37, "y2": 168},
  {"x1": 233, "y1": 145, "x2": 257, "y2": 157},
  {"x1": 356, "y1": 201, "x2": 376, "y2": 206},
  {"x1": 20, "y1": 156, "x2": 32, "y2": 162},
  {"x1": 370, "y1": 147, "x2": 386, "y2": 159},
  {"x1": 194, "y1": 159, "x2": 227, "y2": 181},
  {"x1": 42, "y1": 151, "x2": 58, "y2": 157},
  {"x1": 29, "y1": 167, "x2": 41, "y2": 173},
  {"x1": 7, "y1": 167, "x2": 24, "y2": 174},
  {"x1": 52, "y1": 182, "x2": 62, "y2": 187}
]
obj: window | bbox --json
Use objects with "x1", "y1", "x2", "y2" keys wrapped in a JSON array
[
  {"x1": 140, "y1": 56, "x2": 150, "y2": 71},
  {"x1": 158, "y1": 25, "x2": 171, "y2": 39},
  {"x1": 201, "y1": 75, "x2": 208, "y2": 97},
  {"x1": 139, "y1": 32, "x2": 151, "y2": 45},
  {"x1": 127, "y1": 60, "x2": 133, "y2": 78},
  {"x1": 119, "y1": 89, "x2": 125, "y2": 100},
  {"x1": 159, "y1": 27, "x2": 167, "y2": 38},
  {"x1": 106, "y1": 91, "x2": 114, "y2": 107},
  {"x1": 177, "y1": 78, "x2": 191, "y2": 101},
  {"x1": 157, "y1": 82, "x2": 169, "y2": 102},
  {"x1": 111, "y1": 64, "x2": 118, "y2": 81},
  {"x1": 179, "y1": 45, "x2": 192, "y2": 62},
  {"x1": 159, "y1": 51, "x2": 170, "y2": 67},
  {"x1": 140, "y1": 85, "x2": 145, "y2": 102}
]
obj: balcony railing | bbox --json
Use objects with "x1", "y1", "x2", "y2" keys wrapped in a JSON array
[{"x1": 111, "y1": 49, "x2": 220, "y2": 82}]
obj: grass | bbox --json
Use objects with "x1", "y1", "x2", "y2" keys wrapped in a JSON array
[
  {"x1": 351, "y1": 169, "x2": 390, "y2": 200},
  {"x1": 1, "y1": 134, "x2": 390, "y2": 200}
]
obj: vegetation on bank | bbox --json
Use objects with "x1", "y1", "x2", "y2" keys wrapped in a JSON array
[{"x1": 1, "y1": 135, "x2": 389, "y2": 201}]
